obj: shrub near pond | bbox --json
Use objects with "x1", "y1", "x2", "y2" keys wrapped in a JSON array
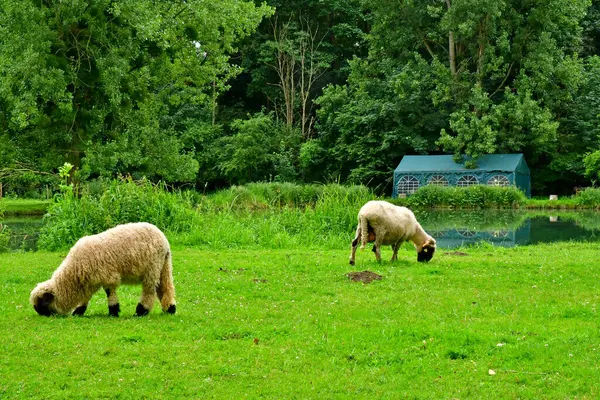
[
  {"x1": 39, "y1": 178, "x2": 198, "y2": 251},
  {"x1": 404, "y1": 185, "x2": 527, "y2": 209},
  {"x1": 39, "y1": 180, "x2": 377, "y2": 251},
  {"x1": 573, "y1": 187, "x2": 600, "y2": 208}
]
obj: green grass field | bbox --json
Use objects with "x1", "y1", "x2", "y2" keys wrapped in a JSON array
[{"x1": 2, "y1": 242, "x2": 599, "y2": 398}]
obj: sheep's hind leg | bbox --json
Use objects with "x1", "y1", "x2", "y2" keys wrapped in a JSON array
[
  {"x1": 349, "y1": 226, "x2": 360, "y2": 265},
  {"x1": 135, "y1": 282, "x2": 156, "y2": 317},
  {"x1": 73, "y1": 289, "x2": 99, "y2": 316},
  {"x1": 105, "y1": 287, "x2": 120, "y2": 317}
]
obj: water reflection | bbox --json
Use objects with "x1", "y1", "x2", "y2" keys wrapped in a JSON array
[
  {"x1": 418, "y1": 210, "x2": 600, "y2": 249},
  {"x1": 0, "y1": 216, "x2": 43, "y2": 252}
]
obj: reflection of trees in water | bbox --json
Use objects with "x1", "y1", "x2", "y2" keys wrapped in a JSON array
[
  {"x1": 417, "y1": 209, "x2": 529, "y2": 232},
  {"x1": 419, "y1": 209, "x2": 600, "y2": 234},
  {"x1": 419, "y1": 209, "x2": 600, "y2": 247}
]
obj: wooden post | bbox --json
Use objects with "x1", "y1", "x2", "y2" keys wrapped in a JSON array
[{"x1": 0, "y1": 182, "x2": 2, "y2": 199}]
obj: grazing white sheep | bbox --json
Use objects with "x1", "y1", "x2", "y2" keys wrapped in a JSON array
[
  {"x1": 30, "y1": 222, "x2": 176, "y2": 317},
  {"x1": 349, "y1": 201, "x2": 436, "y2": 264}
]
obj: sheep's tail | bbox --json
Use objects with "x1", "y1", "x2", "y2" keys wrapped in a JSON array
[
  {"x1": 359, "y1": 215, "x2": 369, "y2": 250},
  {"x1": 157, "y1": 250, "x2": 176, "y2": 312}
]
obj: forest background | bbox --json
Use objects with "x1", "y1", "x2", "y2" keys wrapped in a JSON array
[{"x1": 2, "y1": 0, "x2": 600, "y2": 197}]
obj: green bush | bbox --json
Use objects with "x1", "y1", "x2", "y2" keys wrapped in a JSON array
[
  {"x1": 38, "y1": 180, "x2": 377, "y2": 251},
  {"x1": 573, "y1": 187, "x2": 600, "y2": 208},
  {"x1": 39, "y1": 178, "x2": 199, "y2": 251},
  {"x1": 406, "y1": 185, "x2": 527, "y2": 209}
]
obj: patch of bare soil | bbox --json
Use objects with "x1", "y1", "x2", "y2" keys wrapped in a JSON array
[
  {"x1": 444, "y1": 251, "x2": 469, "y2": 256},
  {"x1": 346, "y1": 270, "x2": 383, "y2": 284}
]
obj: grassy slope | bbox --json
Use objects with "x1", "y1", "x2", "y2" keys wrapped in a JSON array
[{"x1": 1, "y1": 243, "x2": 599, "y2": 398}]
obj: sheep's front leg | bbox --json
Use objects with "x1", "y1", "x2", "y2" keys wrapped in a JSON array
[
  {"x1": 105, "y1": 287, "x2": 120, "y2": 317},
  {"x1": 73, "y1": 288, "x2": 99, "y2": 316},
  {"x1": 135, "y1": 282, "x2": 156, "y2": 317},
  {"x1": 391, "y1": 241, "x2": 403, "y2": 262},
  {"x1": 72, "y1": 302, "x2": 89, "y2": 316}
]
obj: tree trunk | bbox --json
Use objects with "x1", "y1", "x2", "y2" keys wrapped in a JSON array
[{"x1": 445, "y1": 0, "x2": 457, "y2": 76}]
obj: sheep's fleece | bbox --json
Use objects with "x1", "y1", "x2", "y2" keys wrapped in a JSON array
[
  {"x1": 30, "y1": 222, "x2": 176, "y2": 317},
  {"x1": 349, "y1": 200, "x2": 436, "y2": 264}
]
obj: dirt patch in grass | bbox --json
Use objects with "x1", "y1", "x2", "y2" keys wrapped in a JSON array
[
  {"x1": 444, "y1": 251, "x2": 469, "y2": 256},
  {"x1": 347, "y1": 270, "x2": 383, "y2": 284}
]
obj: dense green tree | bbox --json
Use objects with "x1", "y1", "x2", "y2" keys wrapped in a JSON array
[
  {"x1": 310, "y1": 0, "x2": 596, "y2": 193},
  {"x1": 0, "y1": 0, "x2": 272, "y2": 184}
]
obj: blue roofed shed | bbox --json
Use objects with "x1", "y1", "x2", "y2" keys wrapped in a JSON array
[{"x1": 393, "y1": 154, "x2": 531, "y2": 198}]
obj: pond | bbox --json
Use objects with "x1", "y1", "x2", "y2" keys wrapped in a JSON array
[
  {"x1": 0, "y1": 216, "x2": 43, "y2": 252},
  {"x1": 417, "y1": 210, "x2": 600, "y2": 249},
  {"x1": 2, "y1": 210, "x2": 600, "y2": 251}
]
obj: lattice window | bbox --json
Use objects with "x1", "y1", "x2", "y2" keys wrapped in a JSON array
[
  {"x1": 428, "y1": 175, "x2": 449, "y2": 187},
  {"x1": 397, "y1": 175, "x2": 420, "y2": 195},
  {"x1": 456, "y1": 229, "x2": 477, "y2": 238},
  {"x1": 490, "y1": 230, "x2": 509, "y2": 238},
  {"x1": 457, "y1": 175, "x2": 479, "y2": 187},
  {"x1": 487, "y1": 175, "x2": 510, "y2": 187}
]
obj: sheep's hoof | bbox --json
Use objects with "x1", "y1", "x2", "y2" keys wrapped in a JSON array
[
  {"x1": 166, "y1": 305, "x2": 176, "y2": 314},
  {"x1": 349, "y1": 260, "x2": 355, "y2": 266},
  {"x1": 108, "y1": 303, "x2": 120, "y2": 317},
  {"x1": 72, "y1": 305, "x2": 87, "y2": 316},
  {"x1": 134, "y1": 303, "x2": 150, "y2": 317}
]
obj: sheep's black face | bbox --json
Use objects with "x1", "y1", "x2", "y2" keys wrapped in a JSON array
[
  {"x1": 417, "y1": 245, "x2": 435, "y2": 263},
  {"x1": 33, "y1": 292, "x2": 56, "y2": 316}
]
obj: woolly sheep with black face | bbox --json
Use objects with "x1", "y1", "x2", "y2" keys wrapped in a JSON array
[
  {"x1": 30, "y1": 222, "x2": 177, "y2": 317},
  {"x1": 349, "y1": 201, "x2": 436, "y2": 265}
]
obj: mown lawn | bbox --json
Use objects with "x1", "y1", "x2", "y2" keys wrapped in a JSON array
[{"x1": 1, "y1": 242, "x2": 599, "y2": 398}]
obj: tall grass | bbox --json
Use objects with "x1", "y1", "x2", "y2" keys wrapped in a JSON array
[
  {"x1": 180, "y1": 183, "x2": 376, "y2": 249},
  {"x1": 39, "y1": 178, "x2": 198, "y2": 251},
  {"x1": 39, "y1": 180, "x2": 600, "y2": 252},
  {"x1": 38, "y1": 180, "x2": 376, "y2": 251}
]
